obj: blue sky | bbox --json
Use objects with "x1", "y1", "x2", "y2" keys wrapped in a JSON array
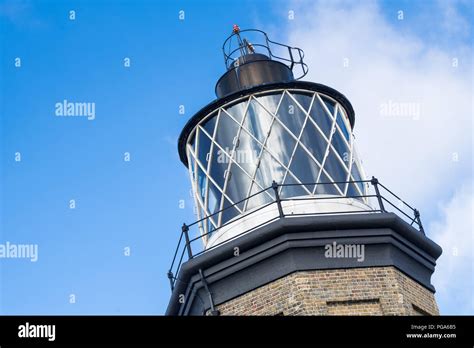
[{"x1": 0, "y1": 0, "x2": 472, "y2": 315}]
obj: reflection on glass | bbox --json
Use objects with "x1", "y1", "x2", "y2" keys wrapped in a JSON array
[
  {"x1": 289, "y1": 92, "x2": 313, "y2": 113},
  {"x1": 187, "y1": 146, "x2": 196, "y2": 184},
  {"x1": 209, "y1": 141, "x2": 228, "y2": 190},
  {"x1": 276, "y1": 93, "x2": 306, "y2": 136},
  {"x1": 202, "y1": 113, "x2": 218, "y2": 137},
  {"x1": 208, "y1": 180, "x2": 222, "y2": 215},
  {"x1": 309, "y1": 97, "x2": 333, "y2": 138},
  {"x1": 320, "y1": 95, "x2": 336, "y2": 117},
  {"x1": 225, "y1": 99, "x2": 248, "y2": 124},
  {"x1": 245, "y1": 182, "x2": 273, "y2": 211},
  {"x1": 189, "y1": 133, "x2": 196, "y2": 152},
  {"x1": 207, "y1": 218, "x2": 215, "y2": 235},
  {"x1": 255, "y1": 93, "x2": 281, "y2": 115},
  {"x1": 350, "y1": 145, "x2": 365, "y2": 194},
  {"x1": 351, "y1": 160, "x2": 364, "y2": 194},
  {"x1": 315, "y1": 170, "x2": 340, "y2": 196},
  {"x1": 197, "y1": 127, "x2": 212, "y2": 168},
  {"x1": 335, "y1": 108, "x2": 350, "y2": 141},
  {"x1": 266, "y1": 118, "x2": 296, "y2": 168},
  {"x1": 255, "y1": 150, "x2": 285, "y2": 189},
  {"x1": 225, "y1": 163, "x2": 253, "y2": 210},
  {"x1": 197, "y1": 163, "x2": 207, "y2": 203},
  {"x1": 242, "y1": 99, "x2": 273, "y2": 143},
  {"x1": 331, "y1": 127, "x2": 350, "y2": 166},
  {"x1": 299, "y1": 120, "x2": 327, "y2": 164},
  {"x1": 288, "y1": 145, "x2": 320, "y2": 192},
  {"x1": 346, "y1": 181, "x2": 360, "y2": 199},
  {"x1": 324, "y1": 146, "x2": 348, "y2": 193},
  {"x1": 281, "y1": 172, "x2": 310, "y2": 198},
  {"x1": 220, "y1": 197, "x2": 241, "y2": 225},
  {"x1": 215, "y1": 111, "x2": 240, "y2": 150},
  {"x1": 232, "y1": 128, "x2": 260, "y2": 177}
]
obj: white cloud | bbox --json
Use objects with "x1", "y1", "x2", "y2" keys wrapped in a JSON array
[
  {"x1": 283, "y1": 0, "x2": 472, "y2": 205},
  {"x1": 280, "y1": 0, "x2": 473, "y2": 314},
  {"x1": 430, "y1": 182, "x2": 473, "y2": 314},
  {"x1": 438, "y1": 0, "x2": 471, "y2": 38}
]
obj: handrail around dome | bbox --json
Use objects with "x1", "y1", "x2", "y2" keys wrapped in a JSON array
[
  {"x1": 222, "y1": 28, "x2": 308, "y2": 80},
  {"x1": 167, "y1": 177, "x2": 425, "y2": 291}
]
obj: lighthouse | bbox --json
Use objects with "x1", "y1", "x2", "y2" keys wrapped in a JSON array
[{"x1": 166, "y1": 27, "x2": 442, "y2": 316}]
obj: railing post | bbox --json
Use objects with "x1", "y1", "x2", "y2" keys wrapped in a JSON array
[
  {"x1": 370, "y1": 176, "x2": 386, "y2": 212},
  {"x1": 272, "y1": 180, "x2": 285, "y2": 218},
  {"x1": 414, "y1": 209, "x2": 425, "y2": 235},
  {"x1": 167, "y1": 270, "x2": 174, "y2": 291},
  {"x1": 288, "y1": 47, "x2": 294, "y2": 69},
  {"x1": 182, "y1": 223, "x2": 193, "y2": 259}
]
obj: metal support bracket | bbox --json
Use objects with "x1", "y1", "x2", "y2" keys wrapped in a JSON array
[{"x1": 199, "y1": 269, "x2": 220, "y2": 316}]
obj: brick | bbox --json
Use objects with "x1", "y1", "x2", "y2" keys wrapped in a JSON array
[{"x1": 213, "y1": 267, "x2": 439, "y2": 316}]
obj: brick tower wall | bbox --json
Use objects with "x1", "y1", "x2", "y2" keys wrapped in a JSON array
[{"x1": 212, "y1": 266, "x2": 439, "y2": 316}]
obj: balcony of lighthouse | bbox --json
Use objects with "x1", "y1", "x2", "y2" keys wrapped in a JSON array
[
  {"x1": 167, "y1": 88, "x2": 427, "y2": 291},
  {"x1": 168, "y1": 174, "x2": 426, "y2": 291}
]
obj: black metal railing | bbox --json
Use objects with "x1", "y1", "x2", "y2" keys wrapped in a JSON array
[
  {"x1": 167, "y1": 177, "x2": 425, "y2": 291},
  {"x1": 222, "y1": 29, "x2": 308, "y2": 79}
]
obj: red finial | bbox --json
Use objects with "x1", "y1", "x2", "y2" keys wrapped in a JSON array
[{"x1": 232, "y1": 24, "x2": 240, "y2": 34}]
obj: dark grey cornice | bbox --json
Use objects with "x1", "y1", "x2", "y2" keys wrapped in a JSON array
[{"x1": 166, "y1": 213, "x2": 442, "y2": 315}]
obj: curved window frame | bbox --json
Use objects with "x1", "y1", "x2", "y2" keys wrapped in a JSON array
[{"x1": 186, "y1": 89, "x2": 367, "y2": 238}]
